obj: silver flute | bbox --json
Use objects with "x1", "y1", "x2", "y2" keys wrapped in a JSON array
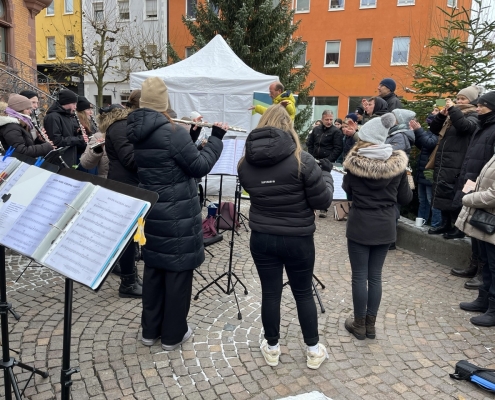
[
  {"x1": 170, "y1": 118, "x2": 247, "y2": 133},
  {"x1": 90, "y1": 140, "x2": 105, "y2": 150}
]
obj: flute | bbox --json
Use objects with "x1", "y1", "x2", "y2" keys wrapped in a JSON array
[
  {"x1": 74, "y1": 112, "x2": 89, "y2": 143},
  {"x1": 170, "y1": 118, "x2": 247, "y2": 133},
  {"x1": 90, "y1": 140, "x2": 105, "y2": 150}
]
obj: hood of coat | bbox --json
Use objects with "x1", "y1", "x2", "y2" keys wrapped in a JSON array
[
  {"x1": 343, "y1": 149, "x2": 408, "y2": 187},
  {"x1": 98, "y1": 108, "x2": 129, "y2": 134},
  {"x1": 0, "y1": 115, "x2": 20, "y2": 128},
  {"x1": 388, "y1": 126, "x2": 415, "y2": 144},
  {"x1": 46, "y1": 101, "x2": 74, "y2": 117},
  {"x1": 244, "y1": 126, "x2": 296, "y2": 167},
  {"x1": 127, "y1": 107, "x2": 169, "y2": 144},
  {"x1": 373, "y1": 97, "x2": 389, "y2": 116}
]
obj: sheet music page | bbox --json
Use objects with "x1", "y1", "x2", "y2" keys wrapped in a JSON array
[
  {"x1": 43, "y1": 187, "x2": 148, "y2": 289},
  {"x1": 0, "y1": 157, "x2": 14, "y2": 173},
  {"x1": 210, "y1": 139, "x2": 246, "y2": 176},
  {"x1": 331, "y1": 170, "x2": 347, "y2": 200},
  {"x1": 1, "y1": 175, "x2": 87, "y2": 257}
]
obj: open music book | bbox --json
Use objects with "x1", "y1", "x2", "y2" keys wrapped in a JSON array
[
  {"x1": 210, "y1": 139, "x2": 246, "y2": 176},
  {"x1": 0, "y1": 161, "x2": 151, "y2": 290}
]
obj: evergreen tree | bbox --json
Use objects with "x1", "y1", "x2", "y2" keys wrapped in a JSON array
[
  {"x1": 182, "y1": 0, "x2": 315, "y2": 135},
  {"x1": 412, "y1": 0, "x2": 495, "y2": 100}
]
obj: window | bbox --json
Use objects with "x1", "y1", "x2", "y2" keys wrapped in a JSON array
[
  {"x1": 296, "y1": 0, "x2": 309, "y2": 12},
  {"x1": 65, "y1": 35, "x2": 76, "y2": 58},
  {"x1": 355, "y1": 39, "x2": 372, "y2": 65},
  {"x1": 294, "y1": 42, "x2": 306, "y2": 68},
  {"x1": 208, "y1": 1, "x2": 219, "y2": 14},
  {"x1": 93, "y1": 2, "x2": 104, "y2": 22},
  {"x1": 329, "y1": 0, "x2": 344, "y2": 9},
  {"x1": 272, "y1": 0, "x2": 280, "y2": 6},
  {"x1": 120, "y1": 94, "x2": 129, "y2": 106},
  {"x1": 391, "y1": 37, "x2": 410, "y2": 65},
  {"x1": 146, "y1": 0, "x2": 157, "y2": 18},
  {"x1": 185, "y1": 47, "x2": 195, "y2": 58},
  {"x1": 360, "y1": 0, "x2": 376, "y2": 8},
  {"x1": 314, "y1": 96, "x2": 339, "y2": 121},
  {"x1": 447, "y1": 0, "x2": 457, "y2": 7},
  {"x1": 46, "y1": 1, "x2": 54, "y2": 15},
  {"x1": 120, "y1": 45, "x2": 130, "y2": 70},
  {"x1": 47, "y1": 37, "x2": 56, "y2": 59},
  {"x1": 186, "y1": 0, "x2": 197, "y2": 18},
  {"x1": 65, "y1": 0, "x2": 73, "y2": 13},
  {"x1": 0, "y1": 0, "x2": 9, "y2": 61},
  {"x1": 325, "y1": 41, "x2": 340, "y2": 66},
  {"x1": 118, "y1": 0, "x2": 129, "y2": 20},
  {"x1": 348, "y1": 96, "x2": 371, "y2": 115},
  {"x1": 398, "y1": 0, "x2": 414, "y2": 4}
]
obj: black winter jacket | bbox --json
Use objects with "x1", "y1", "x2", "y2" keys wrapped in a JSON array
[
  {"x1": 238, "y1": 126, "x2": 333, "y2": 236},
  {"x1": 413, "y1": 127, "x2": 438, "y2": 186},
  {"x1": 343, "y1": 149, "x2": 412, "y2": 245},
  {"x1": 362, "y1": 97, "x2": 389, "y2": 124},
  {"x1": 306, "y1": 124, "x2": 343, "y2": 162},
  {"x1": 452, "y1": 112, "x2": 495, "y2": 209},
  {"x1": 429, "y1": 106, "x2": 479, "y2": 211},
  {"x1": 44, "y1": 102, "x2": 86, "y2": 167},
  {"x1": 381, "y1": 92, "x2": 403, "y2": 111},
  {"x1": 127, "y1": 108, "x2": 223, "y2": 272},
  {"x1": 0, "y1": 116, "x2": 52, "y2": 157}
]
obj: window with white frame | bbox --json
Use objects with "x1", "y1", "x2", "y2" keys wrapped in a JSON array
[
  {"x1": 146, "y1": 0, "x2": 157, "y2": 18},
  {"x1": 185, "y1": 47, "x2": 194, "y2": 58},
  {"x1": 360, "y1": 0, "x2": 376, "y2": 8},
  {"x1": 296, "y1": 0, "x2": 309, "y2": 12},
  {"x1": 46, "y1": 1, "x2": 54, "y2": 15},
  {"x1": 355, "y1": 39, "x2": 372, "y2": 65},
  {"x1": 397, "y1": 0, "x2": 414, "y2": 4},
  {"x1": 447, "y1": 0, "x2": 457, "y2": 7},
  {"x1": 93, "y1": 2, "x2": 104, "y2": 22},
  {"x1": 120, "y1": 45, "x2": 130, "y2": 70},
  {"x1": 65, "y1": 35, "x2": 76, "y2": 58},
  {"x1": 325, "y1": 41, "x2": 340, "y2": 66},
  {"x1": 186, "y1": 0, "x2": 197, "y2": 18},
  {"x1": 118, "y1": 0, "x2": 129, "y2": 20},
  {"x1": 47, "y1": 37, "x2": 56, "y2": 59},
  {"x1": 391, "y1": 37, "x2": 410, "y2": 65},
  {"x1": 329, "y1": 0, "x2": 344, "y2": 10},
  {"x1": 294, "y1": 42, "x2": 306, "y2": 68},
  {"x1": 65, "y1": 0, "x2": 73, "y2": 13},
  {"x1": 120, "y1": 94, "x2": 129, "y2": 106}
]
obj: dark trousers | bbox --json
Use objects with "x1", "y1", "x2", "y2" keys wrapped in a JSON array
[
  {"x1": 472, "y1": 237, "x2": 481, "y2": 260},
  {"x1": 478, "y1": 241, "x2": 495, "y2": 299},
  {"x1": 441, "y1": 208, "x2": 461, "y2": 228},
  {"x1": 250, "y1": 231, "x2": 319, "y2": 346},
  {"x1": 119, "y1": 242, "x2": 135, "y2": 275},
  {"x1": 347, "y1": 239, "x2": 390, "y2": 318},
  {"x1": 141, "y1": 267, "x2": 193, "y2": 346}
]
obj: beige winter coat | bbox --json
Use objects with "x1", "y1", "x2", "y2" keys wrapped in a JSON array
[
  {"x1": 456, "y1": 155, "x2": 495, "y2": 245},
  {"x1": 79, "y1": 131, "x2": 109, "y2": 178}
]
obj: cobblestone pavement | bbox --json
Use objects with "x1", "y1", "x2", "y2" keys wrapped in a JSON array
[{"x1": 2, "y1": 198, "x2": 495, "y2": 400}]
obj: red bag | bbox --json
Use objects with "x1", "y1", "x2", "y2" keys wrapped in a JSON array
[
  {"x1": 202, "y1": 216, "x2": 217, "y2": 239},
  {"x1": 217, "y1": 202, "x2": 240, "y2": 231}
]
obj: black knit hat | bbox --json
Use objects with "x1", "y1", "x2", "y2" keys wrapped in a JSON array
[
  {"x1": 58, "y1": 90, "x2": 78, "y2": 105},
  {"x1": 76, "y1": 96, "x2": 92, "y2": 111},
  {"x1": 19, "y1": 90, "x2": 38, "y2": 99},
  {"x1": 478, "y1": 91, "x2": 495, "y2": 111}
]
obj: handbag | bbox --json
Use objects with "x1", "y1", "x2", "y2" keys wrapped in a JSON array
[
  {"x1": 333, "y1": 201, "x2": 351, "y2": 221},
  {"x1": 469, "y1": 209, "x2": 495, "y2": 234}
]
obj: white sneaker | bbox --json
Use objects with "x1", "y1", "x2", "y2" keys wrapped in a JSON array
[
  {"x1": 141, "y1": 336, "x2": 160, "y2": 346},
  {"x1": 260, "y1": 339, "x2": 281, "y2": 367},
  {"x1": 307, "y1": 343, "x2": 329, "y2": 370},
  {"x1": 161, "y1": 326, "x2": 193, "y2": 351}
]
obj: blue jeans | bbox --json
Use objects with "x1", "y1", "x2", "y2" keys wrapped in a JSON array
[
  {"x1": 347, "y1": 239, "x2": 390, "y2": 318},
  {"x1": 417, "y1": 183, "x2": 442, "y2": 227},
  {"x1": 250, "y1": 231, "x2": 319, "y2": 346}
]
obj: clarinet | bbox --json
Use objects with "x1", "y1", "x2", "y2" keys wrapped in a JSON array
[
  {"x1": 74, "y1": 112, "x2": 89, "y2": 143},
  {"x1": 32, "y1": 110, "x2": 51, "y2": 143}
]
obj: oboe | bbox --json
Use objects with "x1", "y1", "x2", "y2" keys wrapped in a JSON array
[
  {"x1": 32, "y1": 110, "x2": 51, "y2": 143},
  {"x1": 74, "y1": 112, "x2": 89, "y2": 143}
]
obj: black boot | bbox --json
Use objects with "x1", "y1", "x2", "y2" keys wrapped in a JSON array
[
  {"x1": 442, "y1": 227, "x2": 466, "y2": 239},
  {"x1": 451, "y1": 256, "x2": 479, "y2": 278},
  {"x1": 112, "y1": 262, "x2": 122, "y2": 276},
  {"x1": 470, "y1": 298, "x2": 495, "y2": 327},
  {"x1": 134, "y1": 266, "x2": 143, "y2": 287},
  {"x1": 459, "y1": 289, "x2": 489, "y2": 312},
  {"x1": 365, "y1": 315, "x2": 376, "y2": 339},
  {"x1": 345, "y1": 316, "x2": 366, "y2": 340},
  {"x1": 119, "y1": 273, "x2": 143, "y2": 298},
  {"x1": 428, "y1": 223, "x2": 450, "y2": 235},
  {"x1": 464, "y1": 262, "x2": 483, "y2": 290}
]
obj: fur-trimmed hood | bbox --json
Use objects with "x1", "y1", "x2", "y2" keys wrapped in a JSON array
[
  {"x1": 97, "y1": 108, "x2": 129, "y2": 134},
  {"x1": 0, "y1": 115, "x2": 20, "y2": 127},
  {"x1": 343, "y1": 149, "x2": 408, "y2": 188}
]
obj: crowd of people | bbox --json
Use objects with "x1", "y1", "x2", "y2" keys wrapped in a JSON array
[{"x1": 2, "y1": 75, "x2": 495, "y2": 375}]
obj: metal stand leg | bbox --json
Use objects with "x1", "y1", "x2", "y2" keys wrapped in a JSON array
[{"x1": 283, "y1": 274, "x2": 326, "y2": 313}]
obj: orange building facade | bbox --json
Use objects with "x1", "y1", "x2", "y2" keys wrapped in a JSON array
[{"x1": 168, "y1": 0, "x2": 471, "y2": 119}]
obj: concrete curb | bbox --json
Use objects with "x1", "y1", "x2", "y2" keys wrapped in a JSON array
[{"x1": 397, "y1": 217, "x2": 471, "y2": 269}]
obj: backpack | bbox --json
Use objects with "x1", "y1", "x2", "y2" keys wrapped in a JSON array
[
  {"x1": 217, "y1": 202, "x2": 240, "y2": 231},
  {"x1": 202, "y1": 216, "x2": 217, "y2": 239}
]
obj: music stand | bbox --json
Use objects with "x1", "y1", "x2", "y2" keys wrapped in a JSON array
[
  {"x1": 44, "y1": 147, "x2": 70, "y2": 169},
  {"x1": 194, "y1": 179, "x2": 248, "y2": 320},
  {"x1": 214, "y1": 174, "x2": 240, "y2": 236}
]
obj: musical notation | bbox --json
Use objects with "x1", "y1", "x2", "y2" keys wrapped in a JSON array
[{"x1": 210, "y1": 139, "x2": 246, "y2": 176}]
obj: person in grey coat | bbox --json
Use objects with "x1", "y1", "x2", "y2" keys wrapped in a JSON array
[{"x1": 383, "y1": 109, "x2": 416, "y2": 157}]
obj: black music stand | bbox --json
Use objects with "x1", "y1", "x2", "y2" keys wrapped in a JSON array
[
  {"x1": 283, "y1": 276, "x2": 326, "y2": 313},
  {"x1": 213, "y1": 174, "x2": 241, "y2": 236},
  {"x1": 44, "y1": 147, "x2": 70, "y2": 169},
  {"x1": 194, "y1": 180, "x2": 248, "y2": 320}
]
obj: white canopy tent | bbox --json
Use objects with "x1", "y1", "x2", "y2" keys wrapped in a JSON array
[{"x1": 130, "y1": 35, "x2": 279, "y2": 196}]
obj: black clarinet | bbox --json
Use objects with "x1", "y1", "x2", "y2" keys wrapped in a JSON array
[{"x1": 32, "y1": 110, "x2": 51, "y2": 143}]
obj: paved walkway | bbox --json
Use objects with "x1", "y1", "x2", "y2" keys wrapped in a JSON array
[{"x1": 3, "y1": 198, "x2": 495, "y2": 400}]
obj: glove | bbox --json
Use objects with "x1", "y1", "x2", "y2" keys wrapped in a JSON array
[
  {"x1": 211, "y1": 125, "x2": 227, "y2": 140},
  {"x1": 319, "y1": 158, "x2": 333, "y2": 172}
]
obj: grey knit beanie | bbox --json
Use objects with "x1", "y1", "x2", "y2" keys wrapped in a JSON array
[
  {"x1": 392, "y1": 109, "x2": 416, "y2": 126},
  {"x1": 358, "y1": 115, "x2": 390, "y2": 145}
]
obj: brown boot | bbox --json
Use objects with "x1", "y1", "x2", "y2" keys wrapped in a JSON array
[
  {"x1": 365, "y1": 315, "x2": 376, "y2": 339},
  {"x1": 345, "y1": 316, "x2": 366, "y2": 340}
]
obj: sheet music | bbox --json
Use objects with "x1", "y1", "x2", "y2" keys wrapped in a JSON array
[
  {"x1": 331, "y1": 170, "x2": 347, "y2": 200},
  {"x1": 210, "y1": 139, "x2": 246, "y2": 176},
  {"x1": 0, "y1": 157, "x2": 14, "y2": 173},
  {"x1": 43, "y1": 187, "x2": 147, "y2": 288},
  {"x1": 1, "y1": 175, "x2": 87, "y2": 256},
  {"x1": 0, "y1": 163, "x2": 30, "y2": 199}
]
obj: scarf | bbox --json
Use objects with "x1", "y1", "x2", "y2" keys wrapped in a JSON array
[
  {"x1": 357, "y1": 144, "x2": 393, "y2": 160},
  {"x1": 425, "y1": 104, "x2": 477, "y2": 169},
  {"x1": 5, "y1": 107, "x2": 34, "y2": 131}
]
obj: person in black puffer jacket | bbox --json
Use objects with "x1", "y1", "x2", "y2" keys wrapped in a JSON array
[
  {"x1": 427, "y1": 86, "x2": 479, "y2": 236},
  {"x1": 238, "y1": 105, "x2": 333, "y2": 370},
  {"x1": 127, "y1": 77, "x2": 225, "y2": 352},
  {"x1": 0, "y1": 95, "x2": 53, "y2": 157}
]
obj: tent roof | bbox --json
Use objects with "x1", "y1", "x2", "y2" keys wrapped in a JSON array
[{"x1": 130, "y1": 35, "x2": 278, "y2": 94}]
